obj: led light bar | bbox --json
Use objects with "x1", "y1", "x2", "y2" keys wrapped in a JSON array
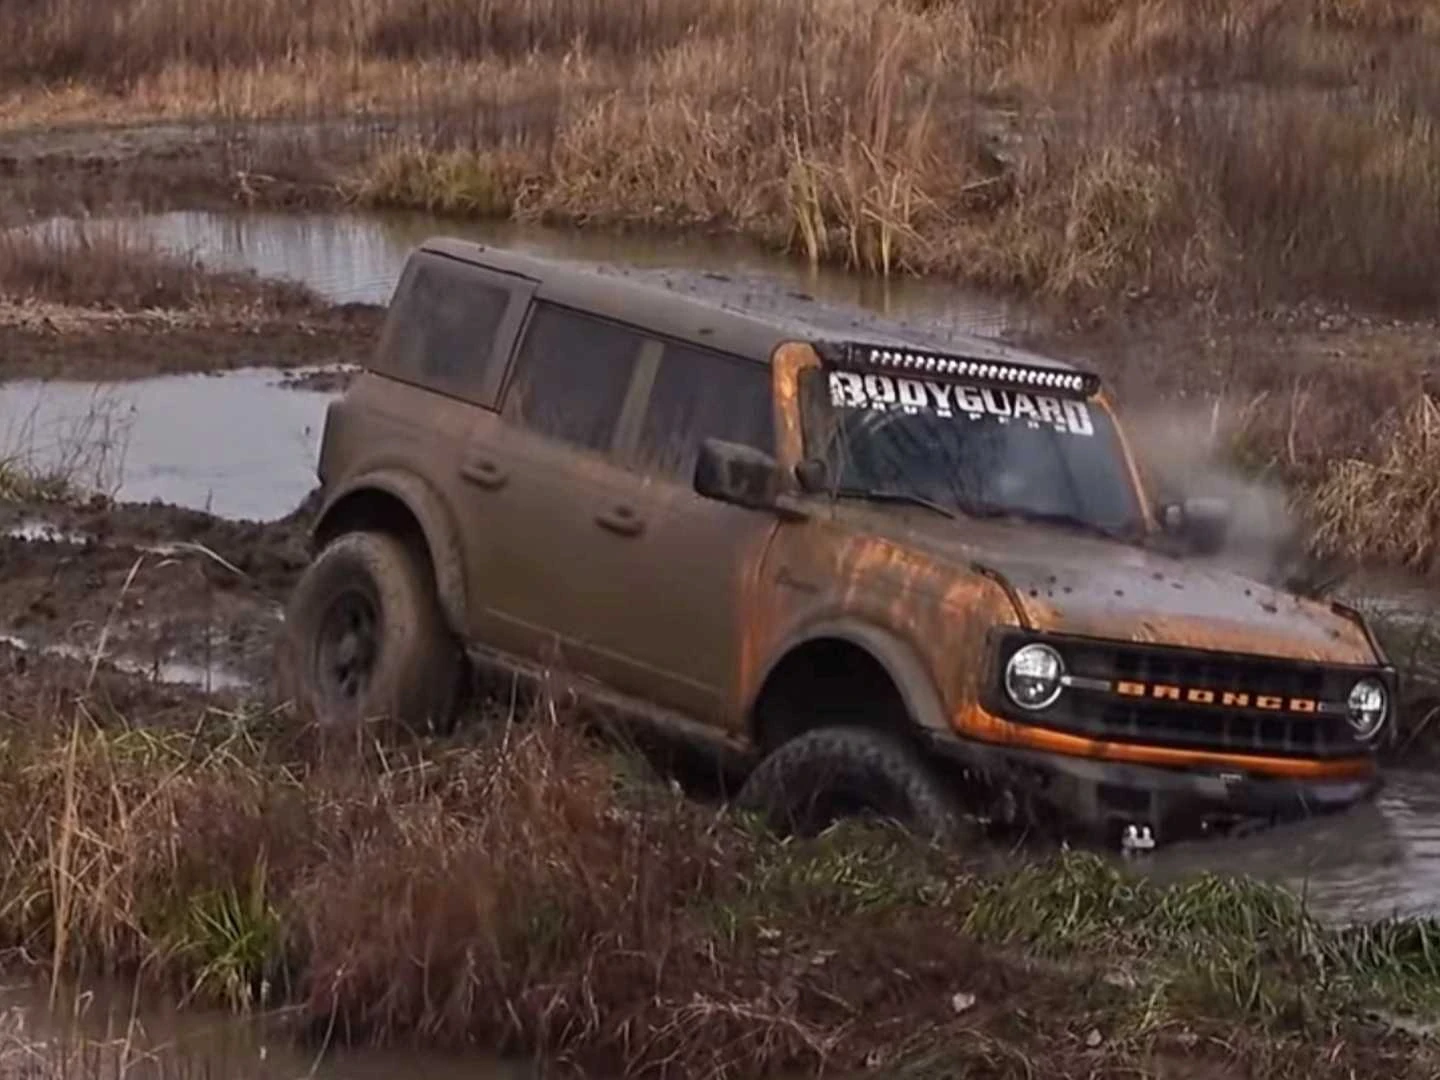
[{"x1": 832, "y1": 341, "x2": 1100, "y2": 398}]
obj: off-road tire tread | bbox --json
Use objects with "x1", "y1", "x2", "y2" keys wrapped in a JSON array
[
  {"x1": 736, "y1": 725, "x2": 962, "y2": 844},
  {"x1": 279, "y1": 529, "x2": 463, "y2": 736}
]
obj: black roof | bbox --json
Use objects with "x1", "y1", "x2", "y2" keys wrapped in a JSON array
[{"x1": 420, "y1": 237, "x2": 1078, "y2": 374}]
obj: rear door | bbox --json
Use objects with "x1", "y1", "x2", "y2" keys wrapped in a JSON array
[
  {"x1": 461, "y1": 300, "x2": 652, "y2": 667},
  {"x1": 364, "y1": 250, "x2": 539, "y2": 646}
]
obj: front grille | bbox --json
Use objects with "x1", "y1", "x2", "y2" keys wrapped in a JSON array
[{"x1": 989, "y1": 631, "x2": 1383, "y2": 759}]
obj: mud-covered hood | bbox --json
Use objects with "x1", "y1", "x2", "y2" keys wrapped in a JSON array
[{"x1": 874, "y1": 514, "x2": 1381, "y2": 666}]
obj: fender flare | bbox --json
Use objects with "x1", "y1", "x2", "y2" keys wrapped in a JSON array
[
  {"x1": 746, "y1": 617, "x2": 951, "y2": 740},
  {"x1": 312, "y1": 470, "x2": 470, "y2": 637}
]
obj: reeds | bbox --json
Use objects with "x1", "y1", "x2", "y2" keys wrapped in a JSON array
[{"x1": 2, "y1": 0, "x2": 1437, "y2": 310}]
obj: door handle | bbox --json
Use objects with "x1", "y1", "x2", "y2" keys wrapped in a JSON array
[
  {"x1": 462, "y1": 457, "x2": 509, "y2": 490},
  {"x1": 595, "y1": 503, "x2": 644, "y2": 537}
]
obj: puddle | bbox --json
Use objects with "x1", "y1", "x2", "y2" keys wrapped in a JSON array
[
  {"x1": 1137, "y1": 770, "x2": 1440, "y2": 925},
  {"x1": 0, "y1": 367, "x2": 336, "y2": 522},
  {"x1": 0, "y1": 979, "x2": 530, "y2": 1080},
  {"x1": 1, "y1": 210, "x2": 1039, "y2": 521},
  {"x1": 35, "y1": 209, "x2": 1033, "y2": 338},
  {"x1": 0, "y1": 633, "x2": 252, "y2": 694}
]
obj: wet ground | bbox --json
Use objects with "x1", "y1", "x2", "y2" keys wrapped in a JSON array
[
  {"x1": 0, "y1": 979, "x2": 529, "y2": 1080},
  {"x1": 1, "y1": 206, "x2": 1439, "y2": 934},
  {"x1": 0, "y1": 494, "x2": 309, "y2": 693}
]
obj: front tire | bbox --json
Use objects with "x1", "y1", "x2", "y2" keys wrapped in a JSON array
[
  {"x1": 278, "y1": 530, "x2": 464, "y2": 736},
  {"x1": 735, "y1": 726, "x2": 963, "y2": 845}
]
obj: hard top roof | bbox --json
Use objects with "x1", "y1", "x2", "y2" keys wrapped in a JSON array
[{"x1": 419, "y1": 237, "x2": 1078, "y2": 374}]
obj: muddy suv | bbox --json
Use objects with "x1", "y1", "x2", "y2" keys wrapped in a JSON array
[{"x1": 281, "y1": 238, "x2": 1397, "y2": 850}]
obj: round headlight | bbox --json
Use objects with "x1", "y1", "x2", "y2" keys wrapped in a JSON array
[
  {"x1": 1347, "y1": 678, "x2": 1388, "y2": 741},
  {"x1": 1005, "y1": 644, "x2": 1065, "y2": 711}
]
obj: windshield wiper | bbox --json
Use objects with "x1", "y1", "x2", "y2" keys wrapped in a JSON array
[
  {"x1": 963, "y1": 503, "x2": 1129, "y2": 542},
  {"x1": 830, "y1": 487, "x2": 958, "y2": 521}
]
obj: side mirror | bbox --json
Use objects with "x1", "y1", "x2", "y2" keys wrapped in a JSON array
[
  {"x1": 794, "y1": 457, "x2": 830, "y2": 493},
  {"x1": 1161, "y1": 496, "x2": 1231, "y2": 555},
  {"x1": 694, "y1": 438, "x2": 784, "y2": 511}
]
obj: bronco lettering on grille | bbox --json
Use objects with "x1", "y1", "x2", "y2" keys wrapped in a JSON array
[{"x1": 1113, "y1": 680, "x2": 1318, "y2": 713}]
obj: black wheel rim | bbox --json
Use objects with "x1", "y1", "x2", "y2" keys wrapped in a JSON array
[{"x1": 315, "y1": 588, "x2": 380, "y2": 705}]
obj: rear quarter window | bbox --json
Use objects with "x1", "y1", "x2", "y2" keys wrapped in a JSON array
[{"x1": 372, "y1": 253, "x2": 527, "y2": 406}]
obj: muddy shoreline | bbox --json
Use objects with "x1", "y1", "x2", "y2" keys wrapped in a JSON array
[
  {"x1": 0, "y1": 494, "x2": 315, "y2": 691},
  {"x1": 0, "y1": 304, "x2": 380, "y2": 382},
  {"x1": 0, "y1": 118, "x2": 357, "y2": 228}
]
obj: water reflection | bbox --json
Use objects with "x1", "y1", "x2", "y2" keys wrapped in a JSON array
[
  {"x1": 36, "y1": 209, "x2": 1029, "y2": 336},
  {"x1": 0, "y1": 368, "x2": 333, "y2": 522},
  {"x1": 1136, "y1": 771, "x2": 1440, "y2": 925}
]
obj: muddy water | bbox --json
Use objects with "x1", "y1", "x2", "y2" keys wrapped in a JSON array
[
  {"x1": 1140, "y1": 771, "x2": 1440, "y2": 924},
  {"x1": 0, "y1": 980, "x2": 529, "y2": 1080},
  {"x1": 59, "y1": 208, "x2": 1033, "y2": 334},
  {"x1": 0, "y1": 367, "x2": 334, "y2": 522},
  {"x1": 5, "y1": 208, "x2": 1440, "y2": 926},
  {"x1": 3, "y1": 210, "x2": 1027, "y2": 520}
]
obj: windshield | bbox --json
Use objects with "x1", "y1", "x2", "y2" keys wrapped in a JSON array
[{"x1": 800, "y1": 366, "x2": 1145, "y2": 538}]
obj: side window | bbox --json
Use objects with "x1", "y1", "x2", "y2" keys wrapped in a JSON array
[
  {"x1": 502, "y1": 303, "x2": 642, "y2": 453},
  {"x1": 377, "y1": 255, "x2": 514, "y2": 402},
  {"x1": 635, "y1": 343, "x2": 775, "y2": 481}
]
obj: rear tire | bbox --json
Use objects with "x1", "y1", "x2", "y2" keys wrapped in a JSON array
[
  {"x1": 735, "y1": 726, "x2": 963, "y2": 845},
  {"x1": 278, "y1": 529, "x2": 464, "y2": 736}
]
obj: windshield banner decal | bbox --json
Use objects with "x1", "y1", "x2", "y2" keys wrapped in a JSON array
[{"x1": 828, "y1": 370, "x2": 1095, "y2": 436}]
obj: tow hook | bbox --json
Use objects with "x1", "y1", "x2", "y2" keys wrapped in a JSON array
[{"x1": 1119, "y1": 823, "x2": 1157, "y2": 855}]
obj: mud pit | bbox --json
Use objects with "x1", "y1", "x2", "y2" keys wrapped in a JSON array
[
  {"x1": 0, "y1": 494, "x2": 313, "y2": 694},
  {"x1": 2, "y1": 202, "x2": 1440, "y2": 928}
]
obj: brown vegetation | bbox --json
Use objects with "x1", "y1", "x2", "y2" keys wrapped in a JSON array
[
  {"x1": 1019, "y1": 308, "x2": 1440, "y2": 577},
  {"x1": 1, "y1": 0, "x2": 1438, "y2": 312},
  {"x1": 0, "y1": 645, "x2": 1438, "y2": 1078}
]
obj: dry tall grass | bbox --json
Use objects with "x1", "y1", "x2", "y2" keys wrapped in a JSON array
[
  {"x1": 2, "y1": 0, "x2": 1437, "y2": 310},
  {"x1": 1312, "y1": 395, "x2": 1440, "y2": 573}
]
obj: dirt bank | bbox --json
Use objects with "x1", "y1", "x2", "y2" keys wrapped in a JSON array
[
  {"x1": 0, "y1": 303, "x2": 379, "y2": 382},
  {"x1": 0, "y1": 119, "x2": 356, "y2": 227}
]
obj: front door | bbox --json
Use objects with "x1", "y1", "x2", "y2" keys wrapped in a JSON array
[
  {"x1": 569, "y1": 338, "x2": 781, "y2": 728},
  {"x1": 465, "y1": 303, "x2": 781, "y2": 730}
]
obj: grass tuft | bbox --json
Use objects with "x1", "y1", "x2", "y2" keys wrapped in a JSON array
[{"x1": 1311, "y1": 395, "x2": 1440, "y2": 575}]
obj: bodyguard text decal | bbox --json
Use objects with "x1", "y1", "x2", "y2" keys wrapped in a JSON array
[{"x1": 828, "y1": 370, "x2": 1095, "y2": 436}]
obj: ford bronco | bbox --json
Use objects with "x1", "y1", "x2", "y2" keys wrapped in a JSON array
[{"x1": 280, "y1": 238, "x2": 1397, "y2": 850}]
